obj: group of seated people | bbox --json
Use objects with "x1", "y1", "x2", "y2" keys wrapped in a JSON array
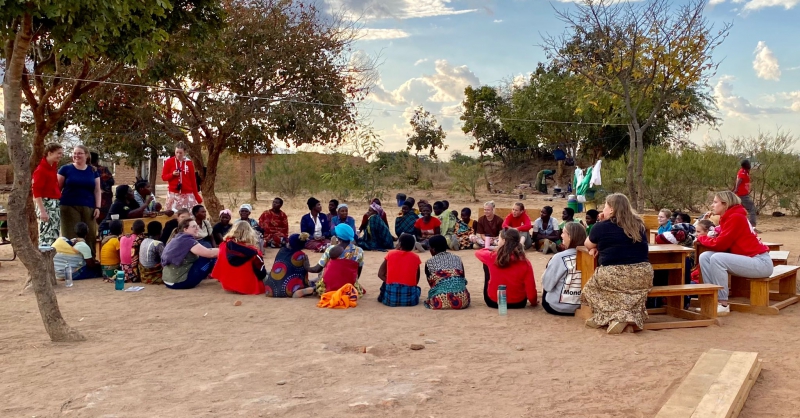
[{"x1": 50, "y1": 186, "x2": 771, "y2": 333}]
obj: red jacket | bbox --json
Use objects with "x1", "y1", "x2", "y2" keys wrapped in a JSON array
[
  {"x1": 502, "y1": 212, "x2": 532, "y2": 231},
  {"x1": 161, "y1": 156, "x2": 199, "y2": 194},
  {"x1": 475, "y1": 249, "x2": 537, "y2": 306},
  {"x1": 32, "y1": 158, "x2": 61, "y2": 199},
  {"x1": 697, "y1": 205, "x2": 768, "y2": 257}
]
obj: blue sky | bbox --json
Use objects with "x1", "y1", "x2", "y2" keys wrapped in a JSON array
[{"x1": 329, "y1": 0, "x2": 800, "y2": 158}]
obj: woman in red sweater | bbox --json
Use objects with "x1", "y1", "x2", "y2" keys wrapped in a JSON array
[
  {"x1": 475, "y1": 228, "x2": 537, "y2": 309},
  {"x1": 32, "y1": 143, "x2": 64, "y2": 247},
  {"x1": 502, "y1": 202, "x2": 533, "y2": 249},
  {"x1": 161, "y1": 141, "x2": 202, "y2": 211},
  {"x1": 211, "y1": 221, "x2": 267, "y2": 295},
  {"x1": 697, "y1": 190, "x2": 772, "y2": 315}
]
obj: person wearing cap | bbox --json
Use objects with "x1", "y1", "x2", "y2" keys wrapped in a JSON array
[
  {"x1": 236, "y1": 203, "x2": 262, "y2": 233},
  {"x1": 307, "y1": 223, "x2": 365, "y2": 295},
  {"x1": 330, "y1": 203, "x2": 356, "y2": 239},
  {"x1": 357, "y1": 201, "x2": 394, "y2": 251},
  {"x1": 258, "y1": 197, "x2": 289, "y2": 248},
  {"x1": 300, "y1": 197, "x2": 331, "y2": 252}
]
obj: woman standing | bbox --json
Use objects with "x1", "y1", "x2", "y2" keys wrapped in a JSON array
[
  {"x1": 475, "y1": 228, "x2": 537, "y2": 309},
  {"x1": 697, "y1": 191, "x2": 772, "y2": 315},
  {"x1": 161, "y1": 218, "x2": 219, "y2": 289},
  {"x1": 300, "y1": 197, "x2": 331, "y2": 252},
  {"x1": 161, "y1": 141, "x2": 201, "y2": 211},
  {"x1": 423, "y1": 235, "x2": 471, "y2": 309},
  {"x1": 33, "y1": 143, "x2": 64, "y2": 247},
  {"x1": 58, "y1": 145, "x2": 101, "y2": 254},
  {"x1": 582, "y1": 193, "x2": 652, "y2": 334}
]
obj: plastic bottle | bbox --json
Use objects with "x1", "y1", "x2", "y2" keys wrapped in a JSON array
[
  {"x1": 64, "y1": 266, "x2": 73, "y2": 288},
  {"x1": 497, "y1": 284, "x2": 507, "y2": 316},
  {"x1": 115, "y1": 270, "x2": 125, "y2": 291}
]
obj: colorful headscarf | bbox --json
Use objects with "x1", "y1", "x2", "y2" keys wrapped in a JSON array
[
  {"x1": 219, "y1": 209, "x2": 232, "y2": 217},
  {"x1": 334, "y1": 223, "x2": 355, "y2": 241},
  {"x1": 370, "y1": 202, "x2": 385, "y2": 217}
]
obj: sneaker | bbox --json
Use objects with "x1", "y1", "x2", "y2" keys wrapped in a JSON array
[{"x1": 717, "y1": 304, "x2": 730, "y2": 316}]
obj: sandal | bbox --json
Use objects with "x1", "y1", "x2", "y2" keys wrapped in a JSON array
[{"x1": 607, "y1": 321, "x2": 629, "y2": 334}]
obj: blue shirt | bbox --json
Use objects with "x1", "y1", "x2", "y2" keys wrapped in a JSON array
[
  {"x1": 58, "y1": 164, "x2": 99, "y2": 208},
  {"x1": 331, "y1": 216, "x2": 356, "y2": 237}
]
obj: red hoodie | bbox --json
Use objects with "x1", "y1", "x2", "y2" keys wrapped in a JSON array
[
  {"x1": 475, "y1": 248, "x2": 537, "y2": 306},
  {"x1": 697, "y1": 204, "x2": 768, "y2": 257},
  {"x1": 32, "y1": 158, "x2": 61, "y2": 199},
  {"x1": 161, "y1": 156, "x2": 199, "y2": 194}
]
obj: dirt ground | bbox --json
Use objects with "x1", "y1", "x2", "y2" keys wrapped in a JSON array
[{"x1": 1, "y1": 191, "x2": 799, "y2": 418}]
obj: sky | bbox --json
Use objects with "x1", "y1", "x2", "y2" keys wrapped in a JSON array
[{"x1": 331, "y1": 0, "x2": 800, "y2": 159}]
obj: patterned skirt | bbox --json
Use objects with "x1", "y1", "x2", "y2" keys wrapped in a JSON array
[
  {"x1": 139, "y1": 264, "x2": 164, "y2": 285},
  {"x1": 36, "y1": 198, "x2": 61, "y2": 247},
  {"x1": 424, "y1": 277, "x2": 471, "y2": 310},
  {"x1": 165, "y1": 192, "x2": 199, "y2": 212},
  {"x1": 581, "y1": 262, "x2": 653, "y2": 329}
]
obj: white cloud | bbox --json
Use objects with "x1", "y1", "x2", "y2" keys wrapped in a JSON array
[
  {"x1": 743, "y1": 0, "x2": 799, "y2": 10},
  {"x1": 325, "y1": 0, "x2": 478, "y2": 20},
  {"x1": 714, "y1": 75, "x2": 786, "y2": 117},
  {"x1": 752, "y1": 41, "x2": 781, "y2": 80},
  {"x1": 414, "y1": 58, "x2": 428, "y2": 66},
  {"x1": 493, "y1": 19, "x2": 503, "y2": 23},
  {"x1": 787, "y1": 66, "x2": 800, "y2": 71},
  {"x1": 369, "y1": 81, "x2": 407, "y2": 106},
  {"x1": 358, "y1": 28, "x2": 410, "y2": 40},
  {"x1": 424, "y1": 60, "x2": 481, "y2": 102}
]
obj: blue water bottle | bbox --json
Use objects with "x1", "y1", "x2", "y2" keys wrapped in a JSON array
[
  {"x1": 498, "y1": 285, "x2": 507, "y2": 316},
  {"x1": 115, "y1": 270, "x2": 125, "y2": 291}
]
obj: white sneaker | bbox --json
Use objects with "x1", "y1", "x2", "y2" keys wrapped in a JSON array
[{"x1": 717, "y1": 304, "x2": 730, "y2": 316}]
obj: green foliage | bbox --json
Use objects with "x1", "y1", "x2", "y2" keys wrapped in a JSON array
[
  {"x1": 407, "y1": 106, "x2": 448, "y2": 159},
  {"x1": 257, "y1": 153, "x2": 321, "y2": 198},
  {"x1": 449, "y1": 153, "x2": 484, "y2": 202},
  {"x1": 321, "y1": 127, "x2": 387, "y2": 202}
]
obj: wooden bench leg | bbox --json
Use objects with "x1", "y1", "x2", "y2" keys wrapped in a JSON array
[
  {"x1": 779, "y1": 272, "x2": 797, "y2": 296},
  {"x1": 700, "y1": 291, "x2": 718, "y2": 321},
  {"x1": 750, "y1": 281, "x2": 770, "y2": 307}
]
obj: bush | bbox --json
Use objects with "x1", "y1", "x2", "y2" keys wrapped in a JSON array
[{"x1": 257, "y1": 153, "x2": 321, "y2": 198}]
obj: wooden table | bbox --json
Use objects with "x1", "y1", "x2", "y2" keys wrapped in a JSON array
[
  {"x1": 762, "y1": 242, "x2": 782, "y2": 251},
  {"x1": 574, "y1": 244, "x2": 714, "y2": 329}
]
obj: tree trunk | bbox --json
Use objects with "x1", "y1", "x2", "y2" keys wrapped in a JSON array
[
  {"x1": 148, "y1": 151, "x2": 159, "y2": 196},
  {"x1": 635, "y1": 129, "x2": 645, "y2": 212},
  {"x1": 4, "y1": 14, "x2": 85, "y2": 342},
  {"x1": 202, "y1": 147, "x2": 223, "y2": 220},
  {"x1": 250, "y1": 155, "x2": 257, "y2": 202},
  {"x1": 625, "y1": 125, "x2": 638, "y2": 208}
]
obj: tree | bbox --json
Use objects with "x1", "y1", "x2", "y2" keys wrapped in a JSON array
[
  {"x1": 2, "y1": 0, "x2": 222, "y2": 342},
  {"x1": 406, "y1": 106, "x2": 447, "y2": 185},
  {"x1": 90, "y1": 0, "x2": 374, "y2": 217},
  {"x1": 542, "y1": 0, "x2": 730, "y2": 210}
]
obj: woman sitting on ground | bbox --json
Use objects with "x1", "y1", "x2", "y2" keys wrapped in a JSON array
[
  {"x1": 161, "y1": 218, "x2": 219, "y2": 289},
  {"x1": 53, "y1": 222, "x2": 101, "y2": 280},
  {"x1": 264, "y1": 233, "x2": 315, "y2": 298},
  {"x1": 582, "y1": 193, "x2": 652, "y2": 334},
  {"x1": 697, "y1": 191, "x2": 772, "y2": 315},
  {"x1": 358, "y1": 198, "x2": 389, "y2": 233},
  {"x1": 330, "y1": 203, "x2": 357, "y2": 239},
  {"x1": 161, "y1": 208, "x2": 192, "y2": 244},
  {"x1": 211, "y1": 221, "x2": 267, "y2": 295},
  {"x1": 454, "y1": 208, "x2": 477, "y2": 250},
  {"x1": 139, "y1": 221, "x2": 165, "y2": 284},
  {"x1": 502, "y1": 202, "x2": 533, "y2": 249},
  {"x1": 307, "y1": 223, "x2": 365, "y2": 296},
  {"x1": 212, "y1": 209, "x2": 233, "y2": 246},
  {"x1": 300, "y1": 197, "x2": 331, "y2": 252},
  {"x1": 192, "y1": 204, "x2": 216, "y2": 248},
  {"x1": 423, "y1": 235, "x2": 471, "y2": 309},
  {"x1": 357, "y1": 202, "x2": 394, "y2": 251},
  {"x1": 475, "y1": 228, "x2": 537, "y2": 309},
  {"x1": 413, "y1": 204, "x2": 441, "y2": 250},
  {"x1": 394, "y1": 203, "x2": 418, "y2": 238},
  {"x1": 377, "y1": 234, "x2": 422, "y2": 306},
  {"x1": 541, "y1": 222, "x2": 588, "y2": 316}
]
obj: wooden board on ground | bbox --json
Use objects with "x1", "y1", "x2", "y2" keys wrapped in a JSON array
[{"x1": 655, "y1": 349, "x2": 761, "y2": 418}]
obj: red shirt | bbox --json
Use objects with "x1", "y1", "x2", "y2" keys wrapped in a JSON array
[
  {"x1": 385, "y1": 250, "x2": 421, "y2": 286},
  {"x1": 161, "y1": 156, "x2": 198, "y2": 194},
  {"x1": 697, "y1": 205, "x2": 768, "y2": 257},
  {"x1": 414, "y1": 217, "x2": 441, "y2": 238},
  {"x1": 32, "y1": 158, "x2": 61, "y2": 199},
  {"x1": 502, "y1": 212, "x2": 532, "y2": 231},
  {"x1": 475, "y1": 249, "x2": 537, "y2": 306},
  {"x1": 734, "y1": 168, "x2": 750, "y2": 196}
]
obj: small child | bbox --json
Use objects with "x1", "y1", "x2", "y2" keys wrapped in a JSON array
[
  {"x1": 377, "y1": 234, "x2": 422, "y2": 307},
  {"x1": 53, "y1": 222, "x2": 101, "y2": 280},
  {"x1": 100, "y1": 220, "x2": 123, "y2": 281},
  {"x1": 584, "y1": 209, "x2": 599, "y2": 235},
  {"x1": 695, "y1": 219, "x2": 715, "y2": 237},
  {"x1": 120, "y1": 220, "x2": 146, "y2": 283},
  {"x1": 455, "y1": 208, "x2": 477, "y2": 250}
]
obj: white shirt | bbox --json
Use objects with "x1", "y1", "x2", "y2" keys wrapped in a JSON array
[{"x1": 313, "y1": 215, "x2": 322, "y2": 238}]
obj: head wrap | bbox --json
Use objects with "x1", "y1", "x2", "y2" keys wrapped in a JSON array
[
  {"x1": 334, "y1": 223, "x2": 355, "y2": 241},
  {"x1": 239, "y1": 204, "x2": 253, "y2": 212},
  {"x1": 370, "y1": 202, "x2": 385, "y2": 217},
  {"x1": 288, "y1": 233, "x2": 308, "y2": 251},
  {"x1": 219, "y1": 209, "x2": 232, "y2": 217},
  {"x1": 307, "y1": 197, "x2": 320, "y2": 211},
  {"x1": 336, "y1": 203, "x2": 348, "y2": 211}
]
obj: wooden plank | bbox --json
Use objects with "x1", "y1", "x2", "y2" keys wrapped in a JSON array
[
  {"x1": 664, "y1": 306, "x2": 713, "y2": 322},
  {"x1": 644, "y1": 319, "x2": 717, "y2": 331},
  {"x1": 652, "y1": 262, "x2": 686, "y2": 271},
  {"x1": 771, "y1": 297, "x2": 799, "y2": 310},
  {"x1": 691, "y1": 351, "x2": 760, "y2": 418},
  {"x1": 656, "y1": 350, "x2": 733, "y2": 418},
  {"x1": 121, "y1": 214, "x2": 172, "y2": 234},
  {"x1": 749, "y1": 281, "x2": 770, "y2": 307},
  {"x1": 728, "y1": 302, "x2": 779, "y2": 315},
  {"x1": 649, "y1": 284, "x2": 721, "y2": 297}
]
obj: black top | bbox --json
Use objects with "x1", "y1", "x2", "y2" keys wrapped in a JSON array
[
  {"x1": 212, "y1": 222, "x2": 232, "y2": 240},
  {"x1": 588, "y1": 220, "x2": 649, "y2": 266},
  {"x1": 105, "y1": 199, "x2": 140, "y2": 221},
  {"x1": 160, "y1": 219, "x2": 179, "y2": 244}
]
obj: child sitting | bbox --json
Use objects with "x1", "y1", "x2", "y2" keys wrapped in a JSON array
[
  {"x1": 377, "y1": 234, "x2": 422, "y2": 307},
  {"x1": 655, "y1": 212, "x2": 696, "y2": 247},
  {"x1": 100, "y1": 220, "x2": 123, "y2": 281},
  {"x1": 120, "y1": 220, "x2": 146, "y2": 282},
  {"x1": 455, "y1": 208, "x2": 477, "y2": 250},
  {"x1": 139, "y1": 221, "x2": 165, "y2": 284},
  {"x1": 695, "y1": 219, "x2": 716, "y2": 238},
  {"x1": 53, "y1": 222, "x2": 101, "y2": 280},
  {"x1": 584, "y1": 209, "x2": 599, "y2": 235},
  {"x1": 657, "y1": 208, "x2": 672, "y2": 234}
]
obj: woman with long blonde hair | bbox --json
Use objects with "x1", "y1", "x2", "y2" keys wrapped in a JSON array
[
  {"x1": 210, "y1": 221, "x2": 266, "y2": 295},
  {"x1": 582, "y1": 193, "x2": 652, "y2": 334}
]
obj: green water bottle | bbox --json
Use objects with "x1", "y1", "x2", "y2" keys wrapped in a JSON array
[
  {"x1": 115, "y1": 270, "x2": 125, "y2": 291},
  {"x1": 498, "y1": 285, "x2": 507, "y2": 316}
]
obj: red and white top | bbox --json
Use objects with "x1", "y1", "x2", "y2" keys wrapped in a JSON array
[{"x1": 161, "y1": 156, "x2": 199, "y2": 195}]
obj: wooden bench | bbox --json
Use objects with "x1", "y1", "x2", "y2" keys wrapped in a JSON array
[
  {"x1": 770, "y1": 250, "x2": 789, "y2": 266},
  {"x1": 728, "y1": 264, "x2": 800, "y2": 315},
  {"x1": 655, "y1": 349, "x2": 761, "y2": 418},
  {"x1": 642, "y1": 214, "x2": 660, "y2": 243}
]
